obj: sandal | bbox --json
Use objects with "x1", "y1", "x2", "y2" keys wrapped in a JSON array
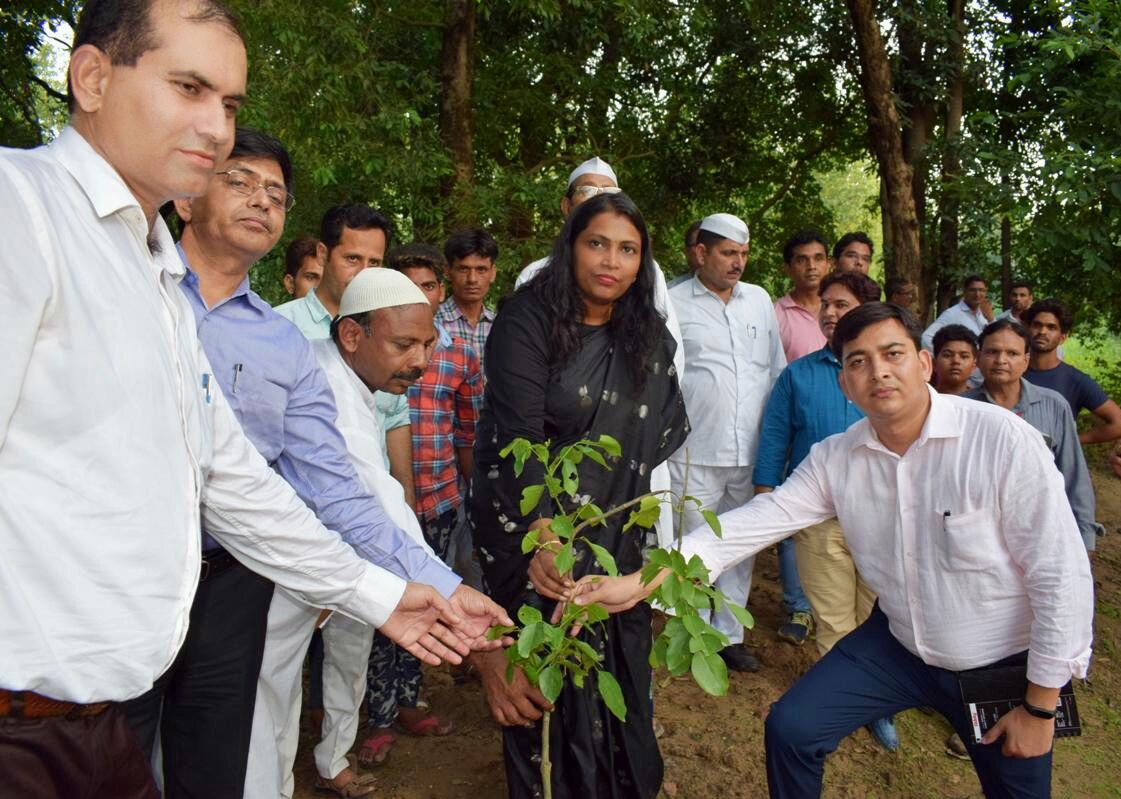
[
  {"x1": 356, "y1": 731, "x2": 395, "y2": 767},
  {"x1": 394, "y1": 712, "x2": 454, "y2": 736},
  {"x1": 314, "y1": 767, "x2": 376, "y2": 798}
]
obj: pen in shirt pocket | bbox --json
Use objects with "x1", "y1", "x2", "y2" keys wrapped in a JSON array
[
  {"x1": 943, "y1": 510, "x2": 951, "y2": 530},
  {"x1": 231, "y1": 363, "x2": 243, "y2": 394}
]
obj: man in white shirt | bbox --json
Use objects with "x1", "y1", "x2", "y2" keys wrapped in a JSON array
[
  {"x1": 921, "y1": 274, "x2": 995, "y2": 351},
  {"x1": 576, "y1": 302, "x2": 1093, "y2": 797},
  {"x1": 997, "y1": 280, "x2": 1033, "y2": 323},
  {"x1": 667, "y1": 212, "x2": 786, "y2": 672},
  {"x1": 515, "y1": 156, "x2": 684, "y2": 548},
  {"x1": 0, "y1": 3, "x2": 502, "y2": 795}
]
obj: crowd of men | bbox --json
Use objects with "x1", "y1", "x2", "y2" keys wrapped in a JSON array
[{"x1": 0, "y1": 1, "x2": 1117, "y2": 799}]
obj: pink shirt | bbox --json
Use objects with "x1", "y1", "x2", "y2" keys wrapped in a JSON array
[{"x1": 774, "y1": 294, "x2": 826, "y2": 362}]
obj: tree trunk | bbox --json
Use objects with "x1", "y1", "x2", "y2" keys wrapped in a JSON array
[
  {"x1": 897, "y1": 0, "x2": 936, "y2": 264},
  {"x1": 997, "y1": 0, "x2": 1027, "y2": 307},
  {"x1": 845, "y1": 0, "x2": 923, "y2": 302},
  {"x1": 439, "y1": 0, "x2": 476, "y2": 223},
  {"x1": 935, "y1": 0, "x2": 965, "y2": 320}
]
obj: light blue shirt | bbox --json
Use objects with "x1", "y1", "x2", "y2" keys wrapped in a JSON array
[
  {"x1": 274, "y1": 289, "x2": 411, "y2": 437},
  {"x1": 179, "y1": 252, "x2": 458, "y2": 595}
]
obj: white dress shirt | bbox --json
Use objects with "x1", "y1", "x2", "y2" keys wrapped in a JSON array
[
  {"x1": 921, "y1": 300, "x2": 989, "y2": 351},
  {"x1": 668, "y1": 276, "x2": 786, "y2": 467},
  {"x1": 312, "y1": 340, "x2": 432, "y2": 551},
  {"x1": 680, "y1": 388, "x2": 1094, "y2": 688},
  {"x1": 0, "y1": 128, "x2": 405, "y2": 703},
  {"x1": 517, "y1": 254, "x2": 684, "y2": 546}
]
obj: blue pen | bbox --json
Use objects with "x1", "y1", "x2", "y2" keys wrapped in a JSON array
[{"x1": 201, "y1": 373, "x2": 213, "y2": 404}]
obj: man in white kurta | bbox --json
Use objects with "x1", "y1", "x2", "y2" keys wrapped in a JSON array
[{"x1": 667, "y1": 213, "x2": 786, "y2": 671}]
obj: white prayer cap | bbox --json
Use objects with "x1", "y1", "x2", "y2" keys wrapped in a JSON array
[
  {"x1": 699, "y1": 213, "x2": 750, "y2": 245},
  {"x1": 567, "y1": 156, "x2": 618, "y2": 187},
  {"x1": 338, "y1": 267, "x2": 429, "y2": 318}
]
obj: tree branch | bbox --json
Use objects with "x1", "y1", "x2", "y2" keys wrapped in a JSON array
[{"x1": 29, "y1": 75, "x2": 67, "y2": 104}]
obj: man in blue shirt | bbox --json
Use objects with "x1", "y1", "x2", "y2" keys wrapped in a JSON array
[
  {"x1": 122, "y1": 127, "x2": 509, "y2": 799},
  {"x1": 753, "y1": 270, "x2": 901, "y2": 752}
]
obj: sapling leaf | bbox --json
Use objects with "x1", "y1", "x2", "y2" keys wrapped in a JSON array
[
  {"x1": 682, "y1": 613, "x2": 705, "y2": 637},
  {"x1": 518, "y1": 605, "x2": 543, "y2": 625},
  {"x1": 726, "y1": 602, "x2": 755, "y2": 630},
  {"x1": 691, "y1": 651, "x2": 729, "y2": 697},
  {"x1": 520, "y1": 485, "x2": 545, "y2": 517},
  {"x1": 572, "y1": 671, "x2": 585, "y2": 688},
  {"x1": 539, "y1": 665, "x2": 563, "y2": 703},
  {"x1": 581, "y1": 447, "x2": 608, "y2": 469},
  {"x1": 486, "y1": 624, "x2": 517, "y2": 641},
  {"x1": 586, "y1": 541, "x2": 619, "y2": 576},
  {"x1": 554, "y1": 541, "x2": 575, "y2": 575},
  {"x1": 650, "y1": 635, "x2": 669, "y2": 668},
  {"x1": 685, "y1": 555, "x2": 710, "y2": 581},
  {"x1": 531, "y1": 443, "x2": 551, "y2": 464},
  {"x1": 659, "y1": 575, "x2": 679, "y2": 606},
  {"x1": 544, "y1": 475, "x2": 562, "y2": 498},
  {"x1": 520, "y1": 528, "x2": 541, "y2": 554},
  {"x1": 647, "y1": 548, "x2": 672, "y2": 569},
  {"x1": 550, "y1": 516, "x2": 575, "y2": 540},
  {"x1": 544, "y1": 623, "x2": 565, "y2": 649},
  {"x1": 701, "y1": 509, "x2": 722, "y2": 538},
  {"x1": 666, "y1": 632, "x2": 691, "y2": 675},
  {"x1": 596, "y1": 670, "x2": 628, "y2": 721},
  {"x1": 596, "y1": 434, "x2": 622, "y2": 457},
  {"x1": 561, "y1": 459, "x2": 579, "y2": 496},
  {"x1": 518, "y1": 622, "x2": 545, "y2": 657},
  {"x1": 581, "y1": 601, "x2": 610, "y2": 624}
]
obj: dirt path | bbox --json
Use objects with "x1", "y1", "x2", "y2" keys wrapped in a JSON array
[{"x1": 294, "y1": 468, "x2": 1121, "y2": 798}]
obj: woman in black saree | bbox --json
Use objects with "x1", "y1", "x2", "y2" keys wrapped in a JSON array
[{"x1": 468, "y1": 192, "x2": 688, "y2": 798}]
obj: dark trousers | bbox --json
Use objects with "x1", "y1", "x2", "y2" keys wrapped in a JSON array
[
  {"x1": 0, "y1": 706, "x2": 159, "y2": 799},
  {"x1": 764, "y1": 605, "x2": 1052, "y2": 798},
  {"x1": 122, "y1": 555, "x2": 274, "y2": 799}
]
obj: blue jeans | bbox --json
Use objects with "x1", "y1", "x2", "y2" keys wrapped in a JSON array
[
  {"x1": 764, "y1": 605, "x2": 1052, "y2": 798},
  {"x1": 777, "y1": 538, "x2": 811, "y2": 615}
]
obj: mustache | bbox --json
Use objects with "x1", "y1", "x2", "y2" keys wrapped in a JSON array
[{"x1": 392, "y1": 368, "x2": 424, "y2": 382}]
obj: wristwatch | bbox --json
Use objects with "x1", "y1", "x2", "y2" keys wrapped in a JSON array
[{"x1": 1021, "y1": 699, "x2": 1056, "y2": 720}]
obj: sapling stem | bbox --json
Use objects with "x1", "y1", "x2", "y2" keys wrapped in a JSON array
[{"x1": 541, "y1": 709, "x2": 553, "y2": 799}]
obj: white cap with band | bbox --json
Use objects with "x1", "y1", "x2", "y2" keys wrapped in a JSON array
[
  {"x1": 567, "y1": 156, "x2": 618, "y2": 187},
  {"x1": 337, "y1": 268, "x2": 430, "y2": 318},
  {"x1": 699, "y1": 213, "x2": 750, "y2": 245}
]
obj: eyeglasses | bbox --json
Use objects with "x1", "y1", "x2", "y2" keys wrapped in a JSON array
[
  {"x1": 571, "y1": 185, "x2": 623, "y2": 200},
  {"x1": 216, "y1": 169, "x2": 295, "y2": 211}
]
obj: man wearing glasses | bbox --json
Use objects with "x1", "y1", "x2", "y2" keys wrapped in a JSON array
[
  {"x1": 122, "y1": 127, "x2": 508, "y2": 798},
  {"x1": 831, "y1": 231, "x2": 875, "y2": 274}
]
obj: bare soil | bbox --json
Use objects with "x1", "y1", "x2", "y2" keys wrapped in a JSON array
[{"x1": 294, "y1": 468, "x2": 1121, "y2": 798}]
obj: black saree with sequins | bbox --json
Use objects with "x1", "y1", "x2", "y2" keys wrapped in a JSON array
[{"x1": 469, "y1": 290, "x2": 689, "y2": 799}]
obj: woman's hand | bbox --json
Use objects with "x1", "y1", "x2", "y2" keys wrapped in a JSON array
[
  {"x1": 526, "y1": 518, "x2": 575, "y2": 600},
  {"x1": 569, "y1": 572, "x2": 651, "y2": 615}
]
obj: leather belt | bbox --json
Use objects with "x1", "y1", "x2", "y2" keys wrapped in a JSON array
[
  {"x1": 199, "y1": 547, "x2": 238, "y2": 582},
  {"x1": 0, "y1": 689, "x2": 111, "y2": 719}
]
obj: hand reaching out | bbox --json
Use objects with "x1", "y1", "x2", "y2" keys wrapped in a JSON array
[
  {"x1": 378, "y1": 582, "x2": 470, "y2": 666},
  {"x1": 449, "y1": 584, "x2": 515, "y2": 649}
]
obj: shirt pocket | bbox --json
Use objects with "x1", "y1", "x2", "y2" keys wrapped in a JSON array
[
  {"x1": 231, "y1": 371, "x2": 289, "y2": 461},
  {"x1": 937, "y1": 506, "x2": 1006, "y2": 572}
]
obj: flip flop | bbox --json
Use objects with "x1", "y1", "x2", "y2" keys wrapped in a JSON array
[
  {"x1": 356, "y1": 731, "x2": 396, "y2": 767},
  {"x1": 394, "y1": 712, "x2": 454, "y2": 737}
]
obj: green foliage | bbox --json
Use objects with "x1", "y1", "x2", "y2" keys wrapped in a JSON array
[{"x1": 500, "y1": 435, "x2": 752, "y2": 734}]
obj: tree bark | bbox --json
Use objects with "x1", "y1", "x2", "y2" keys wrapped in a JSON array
[
  {"x1": 845, "y1": 0, "x2": 923, "y2": 303},
  {"x1": 935, "y1": 0, "x2": 965, "y2": 319},
  {"x1": 439, "y1": 0, "x2": 476, "y2": 222}
]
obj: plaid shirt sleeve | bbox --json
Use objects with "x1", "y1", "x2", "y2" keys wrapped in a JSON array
[{"x1": 453, "y1": 343, "x2": 483, "y2": 449}]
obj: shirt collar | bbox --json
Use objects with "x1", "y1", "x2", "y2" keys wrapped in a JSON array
[
  {"x1": 176, "y1": 243, "x2": 267, "y2": 312},
  {"x1": 850, "y1": 385, "x2": 959, "y2": 454},
  {"x1": 443, "y1": 297, "x2": 494, "y2": 323},
  {"x1": 689, "y1": 273, "x2": 743, "y2": 300},
  {"x1": 975, "y1": 378, "x2": 1038, "y2": 415},
  {"x1": 813, "y1": 344, "x2": 841, "y2": 366},
  {"x1": 50, "y1": 126, "x2": 140, "y2": 221},
  {"x1": 304, "y1": 288, "x2": 333, "y2": 324}
]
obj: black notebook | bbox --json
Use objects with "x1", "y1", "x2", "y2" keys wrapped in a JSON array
[{"x1": 957, "y1": 664, "x2": 1081, "y2": 745}]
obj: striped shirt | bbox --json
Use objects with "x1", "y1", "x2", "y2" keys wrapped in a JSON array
[{"x1": 408, "y1": 324, "x2": 484, "y2": 520}]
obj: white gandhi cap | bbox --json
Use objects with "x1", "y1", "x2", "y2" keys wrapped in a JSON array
[
  {"x1": 699, "y1": 213, "x2": 750, "y2": 245},
  {"x1": 337, "y1": 267, "x2": 430, "y2": 319},
  {"x1": 567, "y1": 156, "x2": 618, "y2": 187}
]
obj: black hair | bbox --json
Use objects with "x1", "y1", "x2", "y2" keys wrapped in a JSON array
[
  {"x1": 229, "y1": 126, "x2": 293, "y2": 192},
  {"x1": 933, "y1": 324, "x2": 978, "y2": 354},
  {"x1": 784, "y1": 229, "x2": 829, "y2": 263},
  {"x1": 444, "y1": 228, "x2": 498, "y2": 265},
  {"x1": 1022, "y1": 298, "x2": 1074, "y2": 333},
  {"x1": 387, "y1": 243, "x2": 447, "y2": 281},
  {"x1": 1009, "y1": 280, "x2": 1033, "y2": 293},
  {"x1": 696, "y1": 228, "x2": 736, "y2": 249},
  {"x1": 962, "y1": 274, "x2": 986, "y2": 289},
  {"x1": 831, "y1": 302, "x2": 923, "y2": 361},
  {"x1": 521, "y1": 192, "x2": 664, "y2": 391},
  {"x1": 819, "y1": 271, "x2": 881, "y2": 304},
  {"x1": 284, "y1": 235, "x2": 319, "y2": 279},
  {"x1": 69, "y1": 0, "x2": 242, "y2": 111},
  {"x1": 684, "y1": 220, "x2": 703, "y2": 249},
  {"x1": 319, "y1": 205, "x2": 393, "y2": 254},
  {"x1": 978, "y1": 319, "x2": 1029, "y2": 352},
  {"x1": 831, "y1": 231, "x2": 874, "y2": 260}
]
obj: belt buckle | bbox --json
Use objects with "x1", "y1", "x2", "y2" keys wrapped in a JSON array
[{"x1": 199, "y1": 557, "x2": 211, "y2": 582}]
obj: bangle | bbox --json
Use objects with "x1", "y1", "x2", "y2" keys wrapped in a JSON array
[{"x1": 1021, "y1": 699, "x2": 1056, "y2": 720}]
